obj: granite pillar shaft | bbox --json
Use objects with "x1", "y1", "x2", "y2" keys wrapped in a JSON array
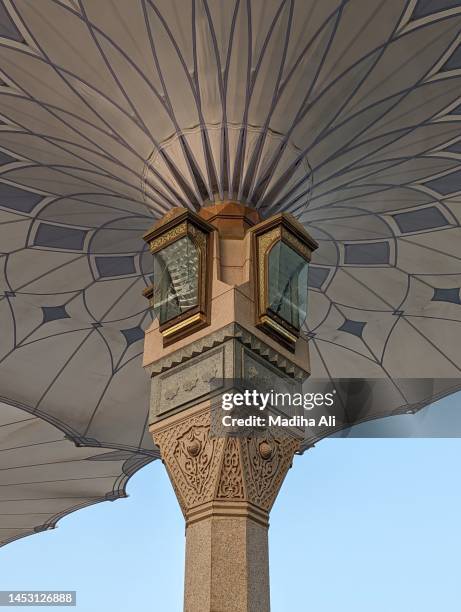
[{"x1": 184, "y1": 513, "x2": 269, "y2": 612}]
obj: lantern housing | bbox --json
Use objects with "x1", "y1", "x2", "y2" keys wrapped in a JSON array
[
  {"x1": 143, "y1": 208, "x2": 213, "y2": 345},
  {"x1": 252, "y1": 213, "x2": 318, "y2": 350}
]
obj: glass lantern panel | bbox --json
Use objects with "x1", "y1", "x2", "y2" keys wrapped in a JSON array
[
  {"x1": 267, "y1": 241, "x2": 308, "y2": 330},
  {"x1": 153, "y1": 236, "x2": 200, "y2": 325}
]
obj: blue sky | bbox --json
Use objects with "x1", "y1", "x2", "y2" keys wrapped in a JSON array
[{"x1": 1, "y1": 393, "x2": 461, "y2": 611}]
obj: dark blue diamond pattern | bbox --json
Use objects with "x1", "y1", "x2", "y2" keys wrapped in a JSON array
[
  {"x1": 41, "y1": 305, "x2": 70, "y2": 323},
  {"x1": 432, "y1": 288, "x2": 461, "y2": 305},
  {"x1": 339, "y1": 319, "x2": 366, "y2": 338},
  {"x1": 121, "y1": 326, "x2": 145, "y2": 346}
]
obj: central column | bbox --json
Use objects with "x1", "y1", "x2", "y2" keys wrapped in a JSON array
[
  {"x1": 185, "y1": 506, "x2": 269, "y2": 612},
  {"x1": 142, "y1": 202, "x2": 316, "y2": 612}
]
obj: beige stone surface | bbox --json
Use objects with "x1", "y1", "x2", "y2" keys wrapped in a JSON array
[{"x1": 184, "y1": 516, "x2": 270, "y2": 612}]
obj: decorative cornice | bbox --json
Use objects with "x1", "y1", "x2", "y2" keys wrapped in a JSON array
[{"x1": 147, "y1": 322, "x2": 307, "y2": 380}]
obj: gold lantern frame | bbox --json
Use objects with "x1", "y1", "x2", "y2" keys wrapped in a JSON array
[
  {"x1": 143, "y1": 208, "x2": 214, "y2": 345},
  {"x1": 252, "y1": 213, "x2": 318, "y2": 350}
]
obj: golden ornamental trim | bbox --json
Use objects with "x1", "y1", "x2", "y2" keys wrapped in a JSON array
[
  {"x1": 148, "y1": 221, "x2": 187, "y2": 252},
  {"x1": 257, "y1": 227, "x2": 281, "y2": 312},
  {"x1": 281, "y1": 227, "x2": 311, "y2": 260}
]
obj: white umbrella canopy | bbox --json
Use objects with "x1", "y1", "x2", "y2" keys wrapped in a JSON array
[
  {"x1": 1, "y1": 0, "x2": 461, "y2": 546},
  {"x1": 0, "y1": 401, "x2": 155, "y2": 547}
]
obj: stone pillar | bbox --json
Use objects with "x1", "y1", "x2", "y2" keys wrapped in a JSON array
[
  {"x1": 143, "y1": 202, "x2": 314, "y2": 611},
  {"x1": 151, "y1": 403, "x2": 299, "y2": 612},
  {"x1": 184, "y1": 514, "x2": 269, "y2": 612}
]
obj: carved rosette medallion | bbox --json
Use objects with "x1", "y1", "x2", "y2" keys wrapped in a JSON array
[
  {"x1": 174, "y1": 425, "x2": 215, "y2": 496},
  {"x1": 241, "y1": 434, "x2": 299, "y2": 509},
  {"x1": 153, "y1": 410, "x2": 225, "y2": 513}
]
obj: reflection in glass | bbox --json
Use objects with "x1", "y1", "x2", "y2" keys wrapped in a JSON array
[
  {"x1": 268, "y1": 241, "x2": 308, "y2": 329},
  {"x1": 153, "y1": 236, "x2": 199, "y2": 325}
]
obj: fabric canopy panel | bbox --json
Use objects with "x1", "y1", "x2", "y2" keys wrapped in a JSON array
[
  {"x1": 0, "y1": 402, "x2": 155, "y2": 547},
  {"x1": 1, "y1": 0, "x2": 461, "y2": 544}
]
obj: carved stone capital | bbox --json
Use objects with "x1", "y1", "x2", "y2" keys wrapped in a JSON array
[{"x1": 151, "y1": 405, "x2": 299, "y2": 527}]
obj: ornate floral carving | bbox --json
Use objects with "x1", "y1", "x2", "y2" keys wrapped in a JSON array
[
  {"x1": 152, "y1": 409, "x2": 299, "y2": 519},
  {"x1": 249, "y1": 436, "x2": 280, "y2": 502},
  {"x1": 163, "y1": 384, "x2": 178, "y2": 400},
  {"x1": 216, "y1": 438, "x2": 244, "y2": 499},
  {"x1": 258, "y1": 441, "x2": 273, "y2": 460},
  {"x1": 183, "y1": 376, "x2": 198, "y2": 392},
  {"x1": 241, "y1": 433, "x2": 300, "y2": 510},
  {"x1": 174, "y1": 425, "x2": 215, "y2": 496},
  {"x1": 153, "y1": 410, "x2": 225, "y2": 512}
]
